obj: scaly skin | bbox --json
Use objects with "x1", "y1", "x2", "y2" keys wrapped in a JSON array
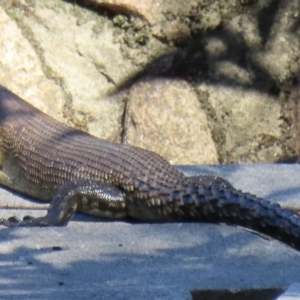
[{"x1": 0, "y1": 85, "x2": 300, "y2": 250}]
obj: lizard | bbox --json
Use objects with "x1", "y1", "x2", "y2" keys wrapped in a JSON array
[{"x1": 0, "y1": 84, "x2": 300, "y2": 251}]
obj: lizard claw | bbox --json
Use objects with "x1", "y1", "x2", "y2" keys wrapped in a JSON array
[
  {"x1": 23, "y1": 215, "x2": 35, "y2": 222},
  {"x1": 0, "y1": 216, "x2": 22, "y2": 227},
  {"x1": 8, "y1": 216, "x2": 23, "y2": 223},
  {"x1": 0, "y1": 216, "x2": 36, "y2": 227}
]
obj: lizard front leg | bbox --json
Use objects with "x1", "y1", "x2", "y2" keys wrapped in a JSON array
[{"x1": 0, "y1": 180, "x2": 127, "y2": 227}]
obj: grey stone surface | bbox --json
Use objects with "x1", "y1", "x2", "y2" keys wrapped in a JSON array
[{"x1": 0, "y1": 164, "x2": 300, "y2": 299}]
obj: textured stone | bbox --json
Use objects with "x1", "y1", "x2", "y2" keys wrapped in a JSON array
[
  {"x1": 195, "y1": 0, "x2": 300, "y2": 163},
  {"x1": 21, "y1": 1, "x2": 129, "y2": 141},
  {"x1": 89, "y1": 0, "x2": 222, "y2": 40},
  {"x1": 124, "y1": 78, "x2": 218, "y2": 164},
  {"x1": 254, "y1": 4, "x2": 300, "y2": 84},
  {"x1": 2, "y1": 0, "x2": 151, "y2": 142},
  {"x1": 1, "y1": 0, "x2": 300, "y2": 164},
  {"x1": 199, "y1": 84, "x2": 282, "y2": 163},
  {"x1": 91, "y1": 0, "x2": 162, "y2": 25},
  {"x1": 0, "y1": 7, "x2": 64, "y2": 120}
]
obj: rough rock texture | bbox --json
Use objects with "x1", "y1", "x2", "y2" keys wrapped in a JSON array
[
  {"x1": 282, "y1": 59, "x2": 300, "y2": 162},
  {"x1": 0, "y1": 6, "x2": 64, "y2": 120},
  {"x1": 89, "y1": 0, "x2": 222, "y2": 31},
  {"x1": 125, "y1": 79, "x2": 218, "y2": 164},
  {"x1": 197, "y1": 85, "x2": 282, "y2": 163},
  {"x1": 90, "y1": 0, "x2": 164, "y2": 25},
  {"x1": 0, "y1": 0, "x2": 300, "y2": 164},
  {"x1": 163, "y1": 0, "x2": 300, "y2": 163}
]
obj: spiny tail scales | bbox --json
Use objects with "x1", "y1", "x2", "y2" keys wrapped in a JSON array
[
  {"x1": 172, "y1": 181, "x2": 300, "y2": 250},
  {"x1": 0, "y1": 85, "x2": 299, "y2": 251}
]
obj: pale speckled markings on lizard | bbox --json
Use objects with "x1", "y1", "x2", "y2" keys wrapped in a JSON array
[{"x1": 0, "y1": 85, "x2": 300, "y2": 251}]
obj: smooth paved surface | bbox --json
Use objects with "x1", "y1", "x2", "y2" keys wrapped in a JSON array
[{"x1": 0, "y1": 164, "x2": 300, "y2": 299}]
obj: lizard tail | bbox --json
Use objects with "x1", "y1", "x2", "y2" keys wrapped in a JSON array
[{"x1": 172, "y1": 185, "x2": 300, "y2": 250}]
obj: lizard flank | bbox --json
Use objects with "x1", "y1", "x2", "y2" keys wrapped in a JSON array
[{"x1": 0, "y1": 85, "x2": 300, "y2": 251}]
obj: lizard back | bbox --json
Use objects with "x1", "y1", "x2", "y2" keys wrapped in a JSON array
[
  {"x1": 0, "y1": 86, "x2": 185, "y2": 202},
  {"x1": 1, "y1": 85, "x2": 300, "y2": 251}
]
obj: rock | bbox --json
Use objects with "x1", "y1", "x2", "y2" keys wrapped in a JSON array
[
  {"x1": 2, "y1": 0, "x2": 143, "y2": 142},
  {"x1": 198, "y1": 84, "x2": 282, "y2": 163},
  {"x1": 124, "y1": 78, "x2": 218, "y2": 164},
  {"x1": 1, "y1": 0, "x2": 300, "y2": 164},
  {"x1": 90, "y1": 0, "x2": 163, "y2": 25},
  {"x1": 0, "y1": 7, "x2": 64, "y2": 120}
]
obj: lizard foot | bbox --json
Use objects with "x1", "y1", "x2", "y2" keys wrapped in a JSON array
[
  {"x1": 0, "y1": 215, "x2": 46, "y2": 227},
  {"x1": 0, "y1": 216, "x2": 24, "y2": 227}
]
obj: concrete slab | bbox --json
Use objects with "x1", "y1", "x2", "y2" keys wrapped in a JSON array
[{"x1": 0, "y1": 164, "x2": 300, "y2": 299}]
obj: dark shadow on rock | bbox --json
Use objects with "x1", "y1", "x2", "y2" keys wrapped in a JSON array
[
  {"x1": 61, "y1": 0, "x2": 297, "y2": 95},
  {"x1": 257, "y1": 0, "x2": 282, "y2": 46}
]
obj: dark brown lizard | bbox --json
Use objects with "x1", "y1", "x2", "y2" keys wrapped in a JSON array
[{"x1": 0, "y1": 84, "x2": 300, "y2": 251}]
